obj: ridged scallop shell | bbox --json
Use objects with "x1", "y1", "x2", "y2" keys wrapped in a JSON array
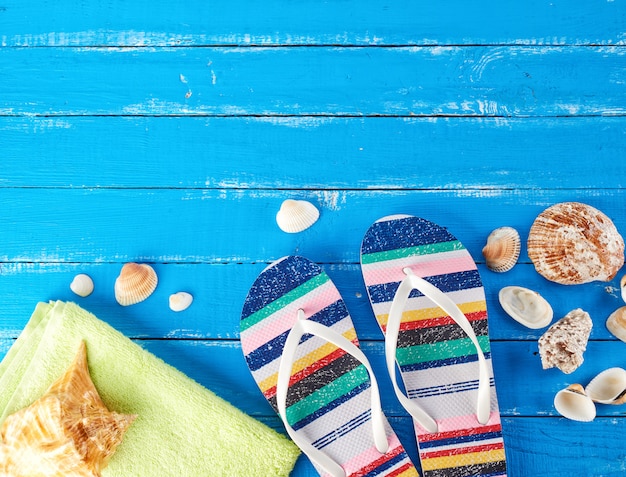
[
  {"x1": 114, "y1": 262, "x2": 158, "y2": 306},
  {"x1": 538, "y1": 308, "x2": 592, "y2": 374},
  {"x1": 498, "y1": 286, "x2": 553, "y2": 329},
  {"x1": 0, "y1": 341, "x2": 136, "y2": 476},
  {"x1": 527, "y1": 202, "x2": 625, "y2": 285},
  {"x1": 482, "y1": 227, "x2": 521, "y2": 273},
  {"x1": 169, "y1": 291, "x2": 193, "y2": 312},
  {"x1": 606, "y1": 306, "x2": 626, "y2": 343},
  {"x1": 276, "y1": 199, "x2": 320, "y2": 233},
  {"x1": 69, "y1": 274, "x2": 94, "y2": 297},
  {"x1": 553, "y1": 384, "x2": 596, "y2": 422},
  {"x1": 585, "y1": 367, "x2": 626, "y2": 405}
]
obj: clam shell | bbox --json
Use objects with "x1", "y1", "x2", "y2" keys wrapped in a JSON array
[
  {"x1": 482, "y1": 226, "x2": 521, "y2": 273},
  {"x1": 606, "y1": 306, "x2": 626, "y2": 343},
  {"x1": 585, "y1": 367, "x2": 626, "y2": 405},
  {"x1": 0, "y1": 341, "x2": 136, "y2": 475},
  {"x1": 553, "y1": 384, "x2": 596, "y2": 422},
  {"x1": 498, "y1": 286, "x2": 553, "y2": 329},
  {"x1": 114, "y1": 262, "x2": 158, "y2": 306},
  {"x1": 621, "y1": 275, "x2": 626, "y2": 304},
  {"x1": 69, "y1": 273, "x2": 94, "y2": 297},
  {"x1": 527, "y1": 202, "x2": 625, "y2": 285},
  {"x1": 169, "y1": 291, "x2": 193, "y2": 312},
  {"x1": 276, "y1": 199, "x2": 320, "y2": 233},
  {"x1": 538, "y1": 308, "x2": 592, "y2": 374}
]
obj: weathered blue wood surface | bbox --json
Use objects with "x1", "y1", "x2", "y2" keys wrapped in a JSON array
[{"x1": 1, "y1": 1, "x2": 626, "y2": 476}]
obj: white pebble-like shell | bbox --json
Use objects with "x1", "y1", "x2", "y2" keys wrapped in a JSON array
[
  {"x1": 482, "y1": 227, "x2": 521, "y2": 273},
  {"x1": 498, "y1": 286, "x2": 553, "y2": 329},
  {"x1": 114, "y1": 263, "x2": 158, "y2": 306},
  {"x1": 585, "y1": 367, "x2": 626, "y2": 405},
  {"x1": 169, "y1": 292, "x2": 193, "y2": 312},
  {"x1": 554, "y1": 384, "x2": 596, "y2": 422},
  {"x1": 606, "y1": 306, "x2": 626, "y2": 343},
  {"x1": 276, "y1": 199, "x2": 320, "y2": 233},
  {"x1": 69, "y1": 274, "x2": 94, "y2": 297}
]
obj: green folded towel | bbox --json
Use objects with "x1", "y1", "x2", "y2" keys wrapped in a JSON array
[{"x1": 0, "y1": 300, "x2": 299, "y2": 476}]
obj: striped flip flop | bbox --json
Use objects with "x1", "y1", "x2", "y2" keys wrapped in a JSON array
[
  {"x1": 360, "y1": 215, "x2": 507, "y2": 477},
  {"x1": 241, "y1": 256, "x2": 419, "y2": 477}
]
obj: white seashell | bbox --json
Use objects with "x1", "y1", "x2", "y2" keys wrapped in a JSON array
[
  {"x1": 498, "y1": 286, "x2": 553, "y2": 329},
  {"x1": 606, "y1": 306, "x2": 626, "y2": 343},
  {"x1": 276, "y1": 199, "x2": 320, "y2": 233},
  {"x1": 585, "y1": 367, "x2": 626, "y2": 405},
  {"x1": 69, "y1": 273, "x2": 94, "y2": 297},
  {"x1": 169, "y1": 292, "x2": 193, "y2": 312},
  {"x1": 554, "y1": 384, "x2": 596, "y2": 422},
  {"x1": 114, "y1": 263, "x2": 158, "y2": 306},
  {"x1": 482, "y1": 227, "x2": 521, "y2": 273},
  {"x1": 538, "y1": 308, "x2": 592, "y2": 374},
  {"x1": 621, "y1": 275, "x2": 626, "y2": 304}
]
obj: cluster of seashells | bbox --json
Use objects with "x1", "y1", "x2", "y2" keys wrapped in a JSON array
[
  {"x1": 69, "y1": 262, "x2": 193, "y2": 312},
  {"x1": 487, "y1": 202, "x2": 626, "y2": 422}
]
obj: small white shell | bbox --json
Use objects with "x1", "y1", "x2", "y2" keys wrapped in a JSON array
[
  {"x1": 482, "y1": 226, "x2": 521, "y2": 273},
  {"x1": 606, "y1": 306, "x2": 626, "y2": 343},
  {"x1": 276, "y1": 199, "x2": 320, "y2": 233},
  {"x1": 69, "y1": 273, "x2": 94, "y2": 297},
  {"x1": 621, "y1": 275, "x2": 626, "y2": 304},
  {"x1": 169, "y1": 292, "x2": 193, "y2": 312},
  {"x1": 585, "y1": 367, "x2": 626, "y2": 405},
  {"x1": 554, "y1": 384, "x2": 596, "y2": 422},
  {"x1": 498, "y1": 286, "x2": 553, "y2": 329}
]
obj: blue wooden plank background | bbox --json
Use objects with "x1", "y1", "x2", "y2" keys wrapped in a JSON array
[{"x1": 1, "y1": 1, "x2": 626, "y2": 476}]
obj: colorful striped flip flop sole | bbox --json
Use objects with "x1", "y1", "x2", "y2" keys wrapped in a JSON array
[
  {"x1": 361, "y1": 215, "x2": 507, "y2": 477},
  {"x1": 241, "y1": 256, "x2": 419, "y2": 477}
]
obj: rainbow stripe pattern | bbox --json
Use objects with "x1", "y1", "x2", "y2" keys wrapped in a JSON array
[
  {"x1": 361, "y1": 215, "x2": 507, "y2": 477},
  {"x1": 241, "y1": 256, "x2": 419, "y2": 477}
]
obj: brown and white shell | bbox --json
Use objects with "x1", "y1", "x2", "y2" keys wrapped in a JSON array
[
  {"x1": 585, "y1": 367, "x2": 626, "y2": 405},
  {"x1": 527, "y1": 202, "x2": 625, "y2": 285},
  {"x1": 538, "y1": 308, "x2": 593, "y2": 374},
  {"x1": 553, "y1": 384, "x2": 596, "y2": 422},
  {"x1": 114, "y1": 262, "x2": 158, "y2": 306},
  {"x1": 0, "y1": 341, "x2": 136, "y2": 476},
  {"x1": 606, "y1": 306, "x2": 626, "y2": 343},
  {"x1": 482, "y1": 226, "x2": 521, "y2": 273}
]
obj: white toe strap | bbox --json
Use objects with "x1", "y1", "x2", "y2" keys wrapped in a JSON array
[
  {"x1": 276, "y1": 309, "x2": 389, "y2": 477},
  {"x1": 385, "y1": 268, "x2": 491, "y2": 433}
]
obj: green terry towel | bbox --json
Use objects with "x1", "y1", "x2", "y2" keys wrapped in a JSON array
[{"x1": 0, "y1": 300, "x2": 299, "y2": 476}]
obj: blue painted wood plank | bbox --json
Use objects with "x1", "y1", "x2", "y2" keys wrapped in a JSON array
[
  {"x1": 1, "y1": 1, "x2": 624, "y2": 47},
  {"x1": 1, "y1": 47, "x2": 625, "y2": 117},
  {"x1": 0, "y1": 188, "x2": 624, "y2": 265},
  {"x1": 1, "y1": 116, "x2": 624, "y2": 189},
  {"x1": 0, "y1": 263, "x2": 623, "y2": 342}
]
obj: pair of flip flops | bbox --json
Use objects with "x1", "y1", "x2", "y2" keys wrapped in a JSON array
[{"x1": 240, "y1": 215, "x2": 507, "y2": 477}]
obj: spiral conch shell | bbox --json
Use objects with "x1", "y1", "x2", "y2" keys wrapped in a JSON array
[
  {"x1": 482, "y1": 227, "x2": 521, "y2": 273},
  {"x1": 527, "y1": 202, "x2": 625, "y2": 285},
  {"x1": 538, "y1": 308, "x2": 592, "y2": 374},
  {"x1": 275, "y1": 199, "x2": 320, "y2": 233},
  {"x1": 0, "y1": 341, "x2": 136, "y2": 476},
  {"x1": 114, "y1": 263, "x2": 158, "y2": 306}
]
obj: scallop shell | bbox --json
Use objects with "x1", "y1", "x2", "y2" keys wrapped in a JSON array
[
  {"x1": 69, "y1": 274, "x2": 94, "y2": 298},
  {"x1": 498, "y1": 286, "x2": 553, "y2": 329},
  {"x1": 114, "y1": 262, "x2": 158, "y2": 306},
  {"x1": 585, "y1": 367, "x2": 626, "y2": 405},
  {"x1": 527, "y1": 202, "x2": 625, "y2": 285},
  {"x1": 169, "y1": 291, "x2": 193, "y2": 312},
  {"x1": 275, "y1": 199, "x2": 320, "y2": 233},
  {"x1": 482, "y1": 226, "x2": 521, "y2": 273},
  {"x1": 0, "y1": 341, "x2": 136, "y2": 476},
  {"x1": 606, "y1": 306, "x2": 626, "y2": 343},
  {"x1": 553, "y1": 384, "x2": 596, "y2": 422},
  {"x1": 538, "y1": 308, "x2": 592, "y2": 374}
]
